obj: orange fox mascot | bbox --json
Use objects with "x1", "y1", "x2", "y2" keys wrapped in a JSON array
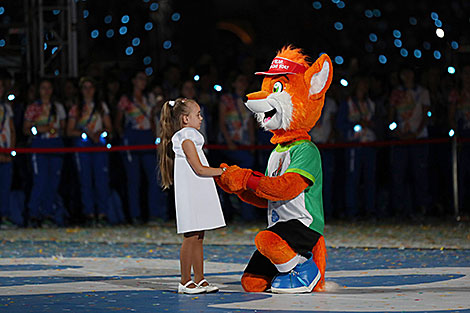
[{"x1": 217, "y1": 45, "x2": 333, "y2": 293}]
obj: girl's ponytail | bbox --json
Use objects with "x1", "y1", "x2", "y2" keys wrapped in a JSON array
[
  {"x1": 158, "y1": 101, "x2": 176, "y2": 189},
  {"x1": 157, "y1": 98, "x2": 192, "y2": 189}
]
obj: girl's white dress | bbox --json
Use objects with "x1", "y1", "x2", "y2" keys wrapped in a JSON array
[{"x1": 172, "y1": 127, "x2": 226, "y2": 234}]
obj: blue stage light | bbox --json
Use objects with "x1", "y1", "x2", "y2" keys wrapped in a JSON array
[
  {"x1": 91, "y1": 30, "x2": 99, "y2": 39},
  {"x1": 448, "y1": 66, "x2": 456, "y2": 74},
  {"x1": 143, "y1": 56, "x2": 152, "y2": 65},
  {"x1": 104, "y1": 15, "x2": 112, "y2": 24},
  {"x1": 171, "y1": 13, "x2": 181, "y2": 21},
  {"x1": 451, "y1": 41, "x2": 459, "y2": 50},
  {"x1": 145, "y1": 67, "x2": 153, "y2": 76},
  {"x1": 409, "y1": 17, "x2": 417, "y2": 25},
  {"x1": 433, "y1": 51, "x2": 441, "y2": 59},
  {"x1": 214, "y1": 85, "x2": 222, "y2": 92},
  {"x1": 163, "y1": 40, "x2": 172, "y2": 49},
  {"x1": 193, "y1": 75, "x2": 200, "y2": 81},
  {"x1": 106, "y1": 29, "x2": 114, "y2": 38},
  {"x1": 414, "y1": 49, "x2": 422, "y2": 58},
  {"x1": 394, "y1": 39, "x2": 402, "y2": 48},
  {"x1": 121, "y1": 15, "x2": 129, "y2": 24},
  {"x1": 340, "y1": 78, "x2": 348, "y2": 87},
  {"x1": 144, "y1": 22, "x2": 153, "y2": 31},
  {"x1": 378, "y1": 55, "x2": 387, "y2": 64},
  {"x1": 400, "y1": 48, "x2": 408, "y2": 57},
  {"x1": 125, "y1": 47, "x2": 134, "y2": 55},
  {"x1": 31, "y1": 127, "x2": 38, "y2": 136},
  {"x1": 150, "y1": 3, "x2": 159, "y2": 11},
  {"x1": 334, "y1": 22, "x2": 343, "y2": 30},
  {"x1": 369, "y1": 33, "x2": 378, "y2": 42},
  {"x1": 312, "y1": 1, "x2": 321, "y2": 9},
  {"x1": 132, "y1": 37, "x2": 141, "y2": 46},
  {"x1": 393, "y1": 30, "x2": 401, "y2": 38},
  {"x1": 389, "y1": 122, "x2": 397, "y2": 131},
  {"x1": 119, "y1": 26, "x2": 128, "y2": 35},
  {"x1": 334, "y1": 56, "x2": 344, "y2": 64}
]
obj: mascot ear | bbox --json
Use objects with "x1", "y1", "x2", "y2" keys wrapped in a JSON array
[{"x1": 304, "y1": 54, "x2": 333, "y2": 100}]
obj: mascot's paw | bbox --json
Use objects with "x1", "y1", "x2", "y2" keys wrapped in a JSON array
[
  {"x1": 271, "y1": 253, "x2": 321, "y2": 294},
  {"x1": 220, "y1": 165, "x2": 252, "y2": 193},
  {"x1": 215, "y1": 163, "x2": 234, "y2": 194},
  {"x1": 241, "y1": 273, "x2": 271, "y2": 292}
]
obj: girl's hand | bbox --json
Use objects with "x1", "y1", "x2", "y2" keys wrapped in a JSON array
[{"x1": 90, "y1": 132, "x2": 101, "y2": 143}]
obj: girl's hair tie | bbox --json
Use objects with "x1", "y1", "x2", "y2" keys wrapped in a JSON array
[{"x1": 168, "y1": 100, "x2": 175, "y2": 107}]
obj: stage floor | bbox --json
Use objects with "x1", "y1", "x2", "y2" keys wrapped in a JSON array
[{"x1": 1, "y1": 222, "x2": 469, "y2": 312}]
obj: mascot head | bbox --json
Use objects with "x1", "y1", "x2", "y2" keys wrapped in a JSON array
[{"x1": 246, "y1": 45, "x2": 333, "y2": 144}]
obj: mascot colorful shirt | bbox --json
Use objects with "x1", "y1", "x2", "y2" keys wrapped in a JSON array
[{"x1": 217, "y1": 46, "x2": 333, "y2": 294}]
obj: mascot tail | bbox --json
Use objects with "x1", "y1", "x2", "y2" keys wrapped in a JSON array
[{"x1": 312, "y1": 235, "x2": 327, "y2": 292}]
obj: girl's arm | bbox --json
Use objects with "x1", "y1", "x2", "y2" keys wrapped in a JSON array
[
  {"x1": 66, "y1": 118, "x2": 82, "y2": 137},
  {"x1": 114, "y1": 110, "x2": 124, "y2": 137},
  {"x1": 182, "y1": 139, "x2": 223, "y2": 177},
  {"x1": 23, "y1": 119, "x2": 51, "y2": 136}
]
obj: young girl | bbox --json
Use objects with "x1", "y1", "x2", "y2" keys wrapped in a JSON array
[
  {"x1": 158, "y1": 97, "x2": 225, "y2": 294},
  {"x1": 66, "y1": 76, "x2": 113, "y2": 226},
  {"x1": 23, "y1": 79, "x2": 66, "y2": 227},
  {"x1": 115, "y1": 70, "x2": 167, "y2": 224}
]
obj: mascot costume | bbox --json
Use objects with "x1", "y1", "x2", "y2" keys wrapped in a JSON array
[{"x1": 217, "y1": 45, "x2": 333, "y2": 293}]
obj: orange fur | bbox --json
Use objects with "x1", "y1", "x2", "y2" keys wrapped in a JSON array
[
  {"x1": 255, "y1": 231, "x2": 297, "y2": 265},
  {"x1": 312, "y1": 236, "x2": 327, "y2": 292},
  {"x1": 237, "y1": 190, "x2": 268, "y2": 208},
  {"x1": 255, "y1": 172, "x2": 310, "y2": 201},
  {"x1": 241, "y1": 273, "x2": 271, "y2": 292}
]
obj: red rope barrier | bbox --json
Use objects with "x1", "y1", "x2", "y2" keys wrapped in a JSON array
[{"x1": 0, "y1": 137, "x2": 467, "y2": 154}]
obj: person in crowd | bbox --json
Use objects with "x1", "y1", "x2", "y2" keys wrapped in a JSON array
[
  {"x1": 218, "y1": 72, "x2": 257, "y2": 221},
  {"x1": 368, "y1": 72, "x2": 392, "y2": 217},
  {"x1": 114, "y1": 70, "x2": 168, "y2": 224},
  {"x1": 180, "y1": 79, "x2": 208, "y2": 142},
  {"x1": 103, "y1": 74, "x2": 122, "y2": 123},
  {"x1": 62, "y1": 78, "x2": 78, "y2": 114},
  {"x1": 309, "y1": 88, "x2": 338, "y2": 220},
  {"x1": 449, "y1": 64, "x2": 470, "y2": 220},
  {"x1": 158, "y1": 97, "x2": 225, "y2": 294},
  {"x1": 23, "y1": 79, "x2": 67, "y2": 227},
  {"x1": 388, "y1": 66, "x2": 432, "y2": 220},
  {"x1": 423, "y1": 67, "x2": 452, "y2": 215},
  {"x1": 66, "y1": 77, "x2": 113, "y2": 226},
  {"x1": 336, "y1": 75, "x2": 378, "y2": 220},
  {"x1": 0, "y1": 77, "x2": 16, "y2": 229},
  {"x1": 194, "y1": 63, "x2": 220, "y2": 143},
  {"x1": 162, "y1": 64, "x2": 182, "y2": 100}
]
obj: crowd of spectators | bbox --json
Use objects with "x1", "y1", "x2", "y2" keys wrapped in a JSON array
[{"x1": 0, "y1": 56, "x2": 469, "y2": 229}]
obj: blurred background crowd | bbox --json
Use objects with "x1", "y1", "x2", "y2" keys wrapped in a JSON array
[{"x1": 0, "y1": 0, "x2": 469, "y2": 228}]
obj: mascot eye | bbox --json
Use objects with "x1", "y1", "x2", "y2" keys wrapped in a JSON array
[{"x1": 272, "y1": 81, "x2": 284, "y2": 93}]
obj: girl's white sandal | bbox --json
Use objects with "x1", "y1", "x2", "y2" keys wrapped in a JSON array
[
  {"x1": 196, "y1": 279, "x2": 219, "y2": 293},
  {"x1": 178, "y1": 280, "x2": 206, "y2": 294}
]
